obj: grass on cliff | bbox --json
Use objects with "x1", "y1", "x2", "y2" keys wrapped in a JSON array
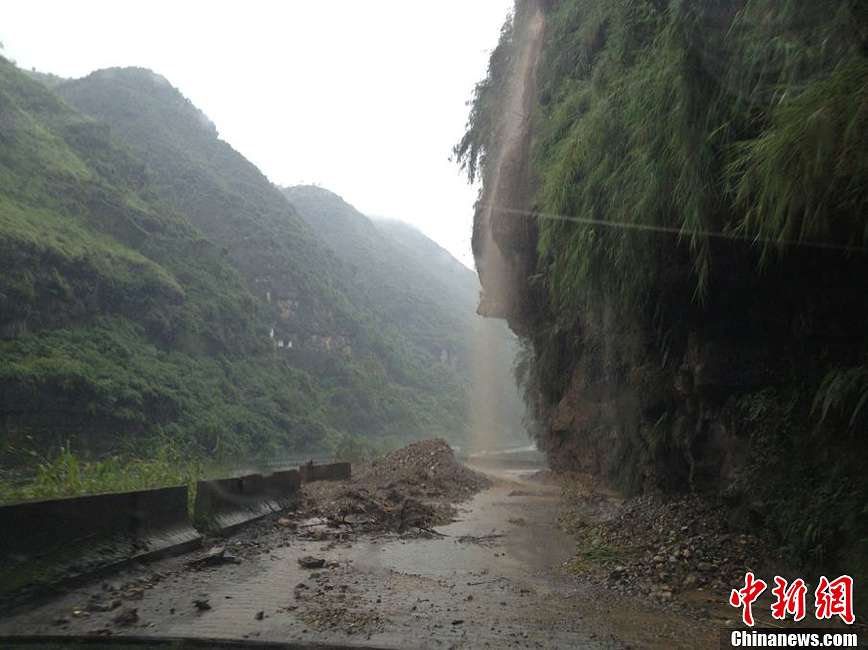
[
  {"x1": 531, "y1": 0, "x2": 868, "y2": 323},
  {"x1": 456, "y1": 0, "x2": 868, "y2": 327}
]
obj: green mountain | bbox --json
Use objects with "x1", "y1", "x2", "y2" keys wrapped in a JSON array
[
  {"x1": 283, "y1": 185, "x2": 527, "y2": 447},
  {"x1": 372, "y1": 218, "x2": 479, "y2": 315},
  {"x1": 0, "y1": 55, "x2": 328, "y2": 464},
  {"x1": 53, "y1": 67, "x2": 470, "y2": 452},
  {"x1": 283, "y1": 186, "x2": 476, "y2": 364}
]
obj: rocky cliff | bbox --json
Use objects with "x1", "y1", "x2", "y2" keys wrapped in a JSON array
[{"x1": 460, "y1": 0, "x2": 868, "y2": 589}]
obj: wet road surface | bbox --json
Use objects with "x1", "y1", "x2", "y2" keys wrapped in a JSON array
[{"x1": 0, "y1": 467, "x2": 717, "y2": 648}]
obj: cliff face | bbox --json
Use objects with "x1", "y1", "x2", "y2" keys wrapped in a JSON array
[{"x1": 460, "y1": 0, "x2": 868, "y2": 588}]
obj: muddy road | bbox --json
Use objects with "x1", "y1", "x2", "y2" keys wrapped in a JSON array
[{"x1": 0, "y1": 463, "x2": 719, "y2": 649}]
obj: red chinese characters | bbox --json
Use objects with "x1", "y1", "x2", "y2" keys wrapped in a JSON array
[
  {"x1": 770, "y1": 576, "x2": 807, "y2": 622},
  {"x1": 731, "y1": 572, "x2": 856, "y2": 625},
  {"x1": 730, "y1": 572, "x2": 768, "y2": 626},
  {"x1": 815, "y1": 575, "x2": 855, "y2": 625}
]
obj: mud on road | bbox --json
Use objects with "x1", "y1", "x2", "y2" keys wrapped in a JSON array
[{"x1": 0, "y1": 447, "x2": 721, "y2": 649}]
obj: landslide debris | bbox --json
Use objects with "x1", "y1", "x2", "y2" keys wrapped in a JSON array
[
  {"x1": 358, "y1": 437, "x2": 491, "y2": 501},
  {"x1": 293, "y1": 563, "x2": 387, "y2": 636},
  {"x1": 299, "y1": 438, "x2": 490, "y2": 536},
  {"x1": 560, "y1": 482, "x2": 789, "y2": 605}
]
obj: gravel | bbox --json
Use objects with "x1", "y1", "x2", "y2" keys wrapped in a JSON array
[{"x1": 559, "y1": 482, "x2": 790, "y2": 607}]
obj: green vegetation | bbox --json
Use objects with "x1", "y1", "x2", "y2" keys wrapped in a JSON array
[
  {"x1": 0, "y1": 56, "x2": 339, "y2": 470},
  {"x1": 520, "y1": 0, "x2": 867, "y2": 328},
  {"x1": 55, "y1": 67, "x2": 480, "y2": 449},
  {"x1": 285, "y1": 185, "x2": 528, "y2": 446},
  {"x1": 0, "y1": 442, "x2": 202, "y2": 507},
  {"x1": 1, "y1": 58, "x2": 507, "y2": 498},
  {"x1": 460, "y1": 0, "x2": 868, "y2": 316},
  {"x1": 458, "y1": 0, "x2": 868, "y2": 598}
]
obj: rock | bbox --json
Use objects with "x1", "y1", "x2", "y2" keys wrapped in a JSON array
[
  {"x1": 93, "y1": 628, "x2": 114, "y2": 636},
  {"x1": 88, "y1": 599, "x2": 120, "y2": 612},
  {"x1": 298, "y1": 556, "x2": 326, "y2": 569},
  {"x1": 255, "y1": 610, "x2": 264, "y2": 620},
  {"x1": 193, "y1": 599, "x2": 211, "y2": 611},
  {"x1": 113, "y1": 608, "x2": 138, "y2": 626},
  {"x1": 187, "y1": 546, "x2": 241, "y2": 568}
]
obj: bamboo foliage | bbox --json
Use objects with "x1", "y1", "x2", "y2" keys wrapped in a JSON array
[{"x1": 459, "y1": 0, "x2": 868, "y2": 324}]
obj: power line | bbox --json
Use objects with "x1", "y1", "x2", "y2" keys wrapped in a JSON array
[{"x1": 478, "y1": 203, "x2": 868, "y2": 255}]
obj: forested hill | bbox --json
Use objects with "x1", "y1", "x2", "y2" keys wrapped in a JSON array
[
  {"x1": 283, "y1": 186, "x2": 477, "y2": 366},
  {"x1": 54, "y1": 67, "x2": 474, "y2": 452},
  {"x1": 284, "y1": 185, "x2": 528, "y2": 446},
  {"x1": 0, "y1": 55, "x2": 327, "y2": 462},
  {"x1": 459, "y1": 0, "x2": 868, "y2": 598},
  {"x1": 0, "y1": 59, "x2": 490, "y2": 474},
  {"x1": 372, "y1": 218, "x2": 479, "y2": 317}
]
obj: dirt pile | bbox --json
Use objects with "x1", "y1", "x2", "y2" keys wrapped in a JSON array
[
  {"x1": 299, "y1": 438, "x2": 491, "y2": 536},
  {"x1": 357, "y1": 438, "x2": 491, "y2": 501}
]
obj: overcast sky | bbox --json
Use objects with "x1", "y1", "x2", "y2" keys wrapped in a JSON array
[{"x1": 0, "y1": 1, "x2": 514, "y2": 269}]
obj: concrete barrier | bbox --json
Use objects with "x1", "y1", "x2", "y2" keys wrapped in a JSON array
[
  {"x1": 265, "y1": 468, "x2": 302, "y2": 495},
  {"x1": 0, "y1": 463, "x2": 325, "y2": 607},
  {"x1": 0, "y1": 485, "x2": 201, "y2": 608},
  {"x1": 193, "y1": 469, "x2": 300, "y2": 533},
  {"x1": 0, "y1": 485, "x2": 199, "y2": 560},
  {"x1": 299, "y1": 461, "x2": 351, "y2": 483}
]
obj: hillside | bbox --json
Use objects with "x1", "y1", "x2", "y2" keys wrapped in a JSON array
[
  {"x1": 0, "y1": 55, "x2": 329, "y2": 466},
  {"x1": 283, "y1": 186, "x2": 476, "y2": 364},
  {"x1": 284, "y1": 185, "x2": 528, "y2": 446},
  {"x1": 372, "y1": 218, "x2": 479, "y2": 316},
  {"x1": 459, "y1": 0, "x2": 868, "y2": 595},
  {"x1": 54, "y1": 67, "x2": 471, "y2": 450}
]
